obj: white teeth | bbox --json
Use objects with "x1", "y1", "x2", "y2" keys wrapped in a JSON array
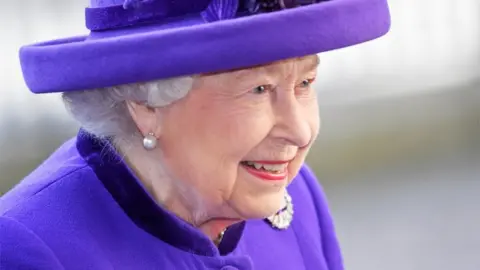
[
  {"x1": 262, "y1": 164, "x2": 285, "y2": 171},
  {"x1": 245, "y1": 161, "x2": 287, "y2": 173}
]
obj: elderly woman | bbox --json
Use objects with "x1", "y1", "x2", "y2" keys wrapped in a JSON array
[{"x1": 0, "y1": 0, "x2": 389, "y2": 269}]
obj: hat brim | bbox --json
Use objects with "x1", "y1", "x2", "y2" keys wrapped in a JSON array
[{"x1": 20, "y1": 0, "x2": 390, "y2": 94}]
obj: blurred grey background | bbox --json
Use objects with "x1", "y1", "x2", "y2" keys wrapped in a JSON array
[{"x1": 1, "y1": 0, "x2": 479, "y2": 269}]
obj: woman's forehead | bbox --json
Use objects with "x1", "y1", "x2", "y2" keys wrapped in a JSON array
[
  {"x1": 262, "y1": 54, "x2": 319, "y2": 69},
  {"x1": 202, "y1": 55, "x2": 319, "y2": 80},
  {"x1": 243, "y1": 55, "x2": 318, "y2": 72}
]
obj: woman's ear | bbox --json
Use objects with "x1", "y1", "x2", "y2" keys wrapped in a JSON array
[{"x1": 126, "y1": 101, "x2": 162, "y2": 138}]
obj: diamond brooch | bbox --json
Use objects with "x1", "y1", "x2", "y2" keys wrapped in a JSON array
[{"x1": 265, "y1": 192, "x2": 294, "y2": 230}]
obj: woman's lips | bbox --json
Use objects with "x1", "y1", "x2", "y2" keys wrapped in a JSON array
[{"x1": 240, "y1": 160, "x2": 289, "y2": 181}]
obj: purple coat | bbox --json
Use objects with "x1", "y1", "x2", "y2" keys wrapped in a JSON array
[{"x1": 0, "y1": 131, "x2": 343, "y2": 269}]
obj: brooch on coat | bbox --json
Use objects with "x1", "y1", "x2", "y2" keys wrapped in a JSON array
[
  {"x1": 265, "y1": 192, "x2": 294, "y2": 229},
  {"x1": 215, "y1": 192, "x2": 293, "y2": 245}
]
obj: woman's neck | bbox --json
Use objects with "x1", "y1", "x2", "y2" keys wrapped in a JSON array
[{"x1": 116, "y1": 142, "x2": 238, "y2": 242}]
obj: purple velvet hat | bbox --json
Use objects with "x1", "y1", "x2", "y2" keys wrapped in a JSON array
[{"x1": 19, "y1": 0, "x2": 390, "y2": 94}]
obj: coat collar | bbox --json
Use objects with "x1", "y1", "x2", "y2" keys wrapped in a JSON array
[{"x1": 75, "y1": 129, "x2": 245, "y2": 257}]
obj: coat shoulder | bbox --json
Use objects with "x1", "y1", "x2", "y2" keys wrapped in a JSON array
[
  {"x1": 0, "y1": 138, "x2": 91, "y2": 216},
  {"x1": 0, "y1": 216, "x2": 64, "y2": 269},
  {"x1": 0, "y1": 138, "x2": 112, "y2": 269}
]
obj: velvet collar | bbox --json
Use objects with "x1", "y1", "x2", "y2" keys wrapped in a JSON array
[{"x1": 75, "y1": 129, "x2": 245, "y2": 256}]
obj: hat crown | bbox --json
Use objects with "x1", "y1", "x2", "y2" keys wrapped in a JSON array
[
  {"x1": 88, "y1": 0, "x2": 323, "y2": 9},
  {"x1": 89, "y1": 0, "x2": 124, "y2": 8}
]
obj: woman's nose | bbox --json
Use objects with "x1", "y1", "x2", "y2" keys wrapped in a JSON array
[{"x1": 271, "y1": 96, "x2": 312, "y2": 148}]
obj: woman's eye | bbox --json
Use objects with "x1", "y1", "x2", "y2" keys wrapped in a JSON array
[
  {"x1": 251, "y1": 85, "x2": 269, "y2": 94},
  {"x1": 299, "y1": 78, "x2": 315, "y2": 88}
]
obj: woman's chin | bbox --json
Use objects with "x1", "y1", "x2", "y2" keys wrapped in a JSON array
[{"x1": 229, "y1": 190, "x2": 287, "y2": 220}]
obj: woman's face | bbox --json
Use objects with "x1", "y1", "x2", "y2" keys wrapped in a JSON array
[{"x1": 158, "y1": 55, "x2": 320, "y2": 221}]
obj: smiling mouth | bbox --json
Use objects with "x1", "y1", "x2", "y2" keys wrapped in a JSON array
[
  {"x1": 240, "y1": 161, "x2": 287, "y2": 173},
  {"x1": 240, "y1": 160, "x2": 290, "y2": 181}
]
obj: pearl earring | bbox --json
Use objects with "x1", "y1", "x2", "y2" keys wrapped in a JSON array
[{"x1": 143, "y1": 132, "x2": 157, "y2": 150}]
